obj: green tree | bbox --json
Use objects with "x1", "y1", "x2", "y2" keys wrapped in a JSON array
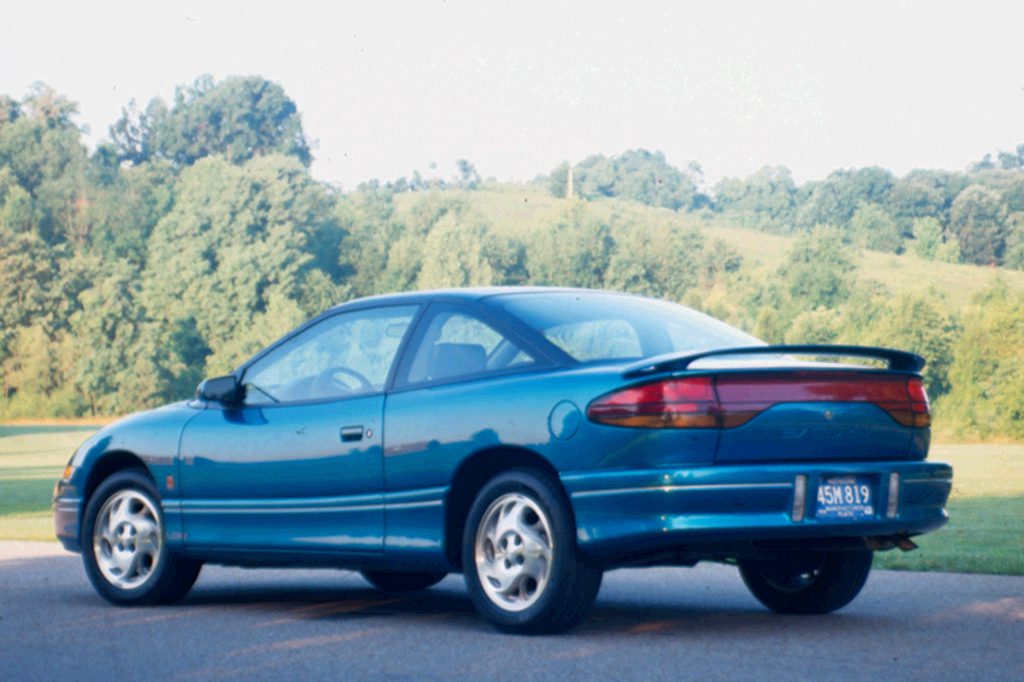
[
  {"x1": 699, "y1": 239, "x2": 743, "y2": 287},
  {"x1": 855, "y1": 292, "x2": 959, "y2": 397},
  {"x1": 114, "y1": 75, "x2": 310, "y2": 167},
  {"x1": 563, "y1": 150, "x2": 699, "y2": 210},
  {"x1": 454, "y1": 159, "x2": 481, "y2": 189},
  {"x1": 527, "y1": 203, "x2": 614, "y2": 288},
  {"x1": 1004, "y1": 214, "x2": 1024, "y2": 270},
  {"x1": 69, "y1": 261, "x2": 150, "y2": 414},
  {"x1": 886, "y1": 170, "x2": 966, "y2": 228},
  {"x1": 337, "y1": 187, "x2": 406, "y2": 296},
  {"x1": 415, "y1": 208, "x2": 526, "y2": 289},
  {"x1": 370, "y1": 195, "x2": 474, "y2": 292},
  {"x1": 713, "y1": 166, "x2": 797, "y2": 229},
  {"x1": 108, "y1": 98, "x2": 166, "y2": 165},
  {"x1": 850, "y1": 202, "x2": 902, "y2": 253},
  {"x1": 0, "y1": 233, "x2": 61, "y2": 394},
  {"x1": 997, "y1": 144, "x2": 1024, "y2": 170},
  {"x1": 741, "y1": 280, "x2": 790, "y2": 343},
  {"x1": 940, "y1": 283, "x2": 1024, "y2": 439},
  {"x1": 0, "y1": 83, "x2": 88, "y2": 245},
  {"x1": 784, "y1": 307, "x2": 843, "y2": 344},
  {"x1": 796, "y1": 167, "x2": 894, "y2": 231},
  {"x1": 604, "y1": 220, "x2": 704, "y2": 300},
  {"x1": 950, "y1": 185, "x2": 1006, "y2": 265},
  {"x1": 779, "y1": 228, "x2": 856, "y2": 311},
  {"x1": 547, "y1": 161, "x2": 578, "y2": 198},
  {"x1": 934, "y1": 238, "x2": 963, "y2": 264},
  {"x1": 911, "y1": 217, "x2": 943, "y2": 259},
  {"x1": 142, "y1": 155, "x2": 340, "y2": 375},
  {"x1": 1000, "y1": 175, "x2": 1024, "y2": 214},
  {"x1": 84, "y1": 158, "x2": 176, "y2": 264},
  {"x1": 0, "y1": 324, "x2": 80, "y2": 417}
]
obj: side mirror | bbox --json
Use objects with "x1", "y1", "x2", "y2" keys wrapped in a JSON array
[{"x1": 196, "y1": 375, "x2": 243, "y2": 406}]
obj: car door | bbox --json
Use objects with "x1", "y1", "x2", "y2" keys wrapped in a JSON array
[
  {"x1": 178, "y1": 304, "x2": 419, "y2": 555},
  {"x1": 382, "y1": 303, "x2": 550, "y2": 563}
]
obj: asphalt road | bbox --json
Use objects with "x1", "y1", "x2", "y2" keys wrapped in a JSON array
[{"x1": 1, "y1": 542, "x2": 1021, "y2": 681}]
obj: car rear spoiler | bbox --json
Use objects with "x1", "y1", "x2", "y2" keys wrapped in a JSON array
[{"x1": 621, "y1": 345, "x2": 926, "y2": 379}]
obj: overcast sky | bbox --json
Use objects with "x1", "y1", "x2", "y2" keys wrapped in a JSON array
[{"x1": 3, "y1": 1, "x2": 1023, "y2": 189}]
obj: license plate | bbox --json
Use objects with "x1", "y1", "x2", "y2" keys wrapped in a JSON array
[{"x1": 815, "y1": 476, "x2": 874, "y2": 521}]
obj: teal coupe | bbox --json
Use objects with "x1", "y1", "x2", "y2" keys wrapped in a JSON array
[{"x1": 53, "y1": 288, "x2": 952, "y2": 633}]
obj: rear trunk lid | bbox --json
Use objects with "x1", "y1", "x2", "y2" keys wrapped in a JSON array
[
  {"x1": 591, "y1": 345, "x2": 931, "y2": 463},
  {"x1": 711, "y1": 369, "x2": 925, "y2": 462}
]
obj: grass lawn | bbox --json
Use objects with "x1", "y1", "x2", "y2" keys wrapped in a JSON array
[
  {"x1": 873, "y1": 444, "x2": 1024, "y2": 575},
  {"x1": 1, "y1": 425, "x2": 1021, "y2": 575},
  {"x1": 0, "y1": 425, "x2": 99, "y2": 542}
]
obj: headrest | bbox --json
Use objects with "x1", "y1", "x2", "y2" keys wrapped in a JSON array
[{"x1": 429, "y1": 343, "x2": 487, "y2": 380}]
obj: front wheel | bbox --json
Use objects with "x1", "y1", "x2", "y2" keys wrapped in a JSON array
[
  {"x1": 738, "y1": 549, "x2": 873, "y2": 614},
  {"x1": 462, "y1": 468, "x2": 602, "y2": 634},
  {"x1": 82, "y1": 469, "x2": 202, "y2": 606}
]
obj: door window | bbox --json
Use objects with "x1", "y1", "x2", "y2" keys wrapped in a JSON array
[
  {"x1": 403, "y1": 309, "x2": 535, "y2": 385},
  {"x1": 242, "y1": 306, "x2": 418, "y2": 405}
]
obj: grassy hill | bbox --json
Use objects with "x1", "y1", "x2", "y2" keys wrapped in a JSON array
[
  {"x1": 703, "y1": 224, "x2": 1024, "y2": 310},
  {"x1": 395, "y1": 185, "x2": 1024, "y2": 311}
]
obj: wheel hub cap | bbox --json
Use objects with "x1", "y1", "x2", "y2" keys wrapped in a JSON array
[
  {"x1": 93, "y1": 490, "x2": 162, "y2": 590},
  {"x1": 474, "y1": 493, "x2": 554, "y2": 612}
]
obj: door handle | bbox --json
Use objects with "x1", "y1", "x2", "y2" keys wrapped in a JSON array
[{"x1": 340, "y1": 426, "x2": 364, "y2": 442}]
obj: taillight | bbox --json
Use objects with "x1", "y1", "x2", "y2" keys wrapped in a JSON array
[
  {"x1": 898, "y1": 378, "x2": 931, "y2": 428},
  {"x1": 587, "y1": 372, "x2": 932, "y2": 429},
  {"x1": 585, "y1": 377, "x2": 719, "y2": 428}
]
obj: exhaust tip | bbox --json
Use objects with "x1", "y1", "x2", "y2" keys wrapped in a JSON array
[
  {"x1": 865, "y1": 534, "x2": 918, "y2": 552},
  {"x1": 897, "y1": 537, "x2": 919, "y2": 552}
]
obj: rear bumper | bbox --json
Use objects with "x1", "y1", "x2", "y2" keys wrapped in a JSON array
[{"x1": 563, "y1": 461, "x2": 952, "y2": 562}]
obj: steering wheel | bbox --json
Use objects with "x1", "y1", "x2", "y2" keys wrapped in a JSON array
[{"x1": 311, "y1": 367, "x2": 373, "y2": 398}]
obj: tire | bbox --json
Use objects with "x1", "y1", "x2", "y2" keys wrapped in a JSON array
[
  {"x1": 361, "y1": 570, "x2": 447, "y2": 592},
  {"x1": 738, "y1": 549, "x2": 873, "y2": 614},
  {"x1": 81, "y1": 469, "x2": 202, "y2": 606},
  {"x1": 462, "y1": 468, "x2": 602, "y2": 634}
]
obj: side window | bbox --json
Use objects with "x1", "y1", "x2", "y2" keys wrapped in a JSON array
[
  {"x1": 242, "y1": 306, "x2": 418, "y2": 405},
  {"x1": 543, "y1": 319, "x2": 642, "y2": 361},
  {"x1": 404, "y1": 310, "x2": 535, "y2": 385}
]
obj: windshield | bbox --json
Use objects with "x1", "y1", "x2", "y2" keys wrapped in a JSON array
[{"x1": 494, "y1": 292, "x2": 763, "y2": 363}]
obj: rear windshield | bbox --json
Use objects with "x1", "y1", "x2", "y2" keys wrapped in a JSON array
[{"x1": 494, "y1": 292, "x2": 762, "y2": 363}]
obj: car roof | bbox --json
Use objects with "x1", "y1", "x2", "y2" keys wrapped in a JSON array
[{"x1": 328, "y1": 286, "x2": 622, "y2": 311}]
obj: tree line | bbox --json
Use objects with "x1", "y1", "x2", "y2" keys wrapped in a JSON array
[
  {"x1": 542, "y1": 148, "x2": 1024, "y2": 270},
  {"x1": 0, "y1": 76, "x2": 1021, "y2": 440}
]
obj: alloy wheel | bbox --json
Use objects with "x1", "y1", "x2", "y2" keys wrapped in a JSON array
[
  {"x1": 92, "y1": 490, "x2": 162, "y2": 590},
  {"x1": 473, "y1": 492, "x2": 554, "y2": 612}
]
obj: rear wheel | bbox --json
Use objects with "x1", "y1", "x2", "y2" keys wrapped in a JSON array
[
  {"x1": 738, "y1": 549, "x2": 873, "y2": 614},
  {"x1": 361, "y1": 570, "x2": 446, "y2": 592},
  {"x1": 82, "y1": 469, "x2": 202, "y2": 606},
  {"x1": 462, "y1": 468, "x2": 602, "y2": 634}
]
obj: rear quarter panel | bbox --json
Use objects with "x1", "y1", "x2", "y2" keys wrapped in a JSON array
[
  {"x1": 384, "y1": 366, "x2": 720, "y2": 482},
  {"x1": 382, "y1": 366, "x2": 719, "y2": 561}
]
